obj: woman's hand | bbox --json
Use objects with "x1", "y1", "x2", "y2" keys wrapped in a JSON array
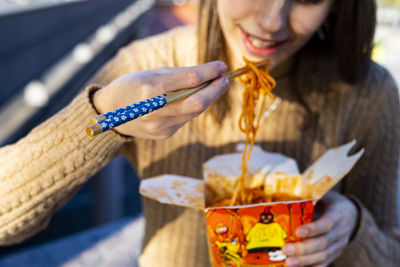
[
  {"x1": 93, "y1": 61, "x2": 228, "y2": 138},
  {"x1": 282, "y1": 191, "x2": 359, "y2": 267}
]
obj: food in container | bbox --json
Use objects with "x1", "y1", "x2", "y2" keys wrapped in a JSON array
[{"x1": 140, "y1": 141, "x2": 363, "y2": 267}]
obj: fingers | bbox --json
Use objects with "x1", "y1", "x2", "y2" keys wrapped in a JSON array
[
  {"x1": 151, "y1": 75, "x2": 229, "y2": 117},
  {"x1": 158, "y1": 61, "x2": 227, "y2": 92},
  {"x1": 283, "y1": 232, "x2": 336, "y2": 256},
  {"x1": 285, "y1": 239, "x2": 347, "y2": 267},
  {"x1": 282, "y1": 210, "x2": 339, "y2": 261},
  {"x1": 282, "y1": 194, "x2": 356, "y2": 267},
  {"x1": 105, "y1": 61, "x2": 228, "y2": 138},
  {"x1": 296, "y1": 209, "x2": 337, "y2": 238},
  {"x1": 180, "y1": 76, "x2": 229, "y2": 114},
  {"x1": 134, "y1": 76, "x2": 227, "y2": 138},
  {"x1": 121, "y1": 61, "x2": 227, "y2": 106}
]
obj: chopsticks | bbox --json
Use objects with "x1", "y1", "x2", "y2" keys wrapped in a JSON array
[{"x1": 86, "y1": 60, "x2": 269, "y2": 137}]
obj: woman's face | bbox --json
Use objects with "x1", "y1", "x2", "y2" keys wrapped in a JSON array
[{"x1": 217, "y1": 0, "x2": 334, "y2": 70}]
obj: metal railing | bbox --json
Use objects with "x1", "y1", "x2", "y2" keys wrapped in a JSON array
[{"x1": 0, "y1": 0, "x2": 155, "y2": 145}]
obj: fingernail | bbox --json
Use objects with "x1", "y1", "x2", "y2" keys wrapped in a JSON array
[
  {"x1": 218, "y1": 62, "x2": 227, "y2": 72},
  {"x1": 286, "y1": 257, "x2": 299, "y2": 267},
  {"x1": 283, "y1": 244, "x2": 294, "y2": 255},
  {"x1": 297, "y1": 227, "x2": 308, "y2": 237}
]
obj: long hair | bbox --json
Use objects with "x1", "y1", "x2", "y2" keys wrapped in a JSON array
[{"x1": 197, "y1": 0, "x2": 377, "y2": 124}]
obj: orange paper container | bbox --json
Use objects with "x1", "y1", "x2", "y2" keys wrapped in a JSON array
[
  {"x1": 140, "y1": 141, "x2": 363, "y2": 267},
  {"x1": 205, "y1": 200, "x2": 315, "y2": 267}
]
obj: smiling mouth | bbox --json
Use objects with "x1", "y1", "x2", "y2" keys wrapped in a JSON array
[
  {"x1": 240, "y1": 26, "x2": 288, "y2": 50},
  {"x1": 248, "y1": 35, "x2": 280, "y2": 48}
]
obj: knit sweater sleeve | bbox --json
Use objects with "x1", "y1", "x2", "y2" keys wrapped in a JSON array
[
  {"x1": 0, "y1": 26, "x2": 195, "y2": 246},
  {"x1": 0, "y1": 46, "x2": 137, "y2": 246},
  {"x1": 335, "y1": 67, "x2": 400, "y2": 266}
]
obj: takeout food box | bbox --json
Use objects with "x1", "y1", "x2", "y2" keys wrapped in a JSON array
[{"x1": 140, "y1": 141, "x2": 363, "y2": 267}]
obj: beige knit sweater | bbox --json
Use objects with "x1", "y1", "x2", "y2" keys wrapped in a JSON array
[{"x1": 1, "y1": 26, "x2": 399, "y2": 267}]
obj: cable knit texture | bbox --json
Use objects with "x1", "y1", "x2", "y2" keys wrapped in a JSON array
[
  {"x1": 0, "y1": 85, "x2": 130, "y2": 245},
  {"x1": 0, "y1": 26, "x2": 399, "y2": 267}
]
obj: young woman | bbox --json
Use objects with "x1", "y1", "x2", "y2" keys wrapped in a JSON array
[{"x1": 1, "y1": 0, "x2": 399, "y2": 266}]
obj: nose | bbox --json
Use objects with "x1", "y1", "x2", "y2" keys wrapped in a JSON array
[{"x1": 256, "y1": 0, "x2": 289, "y2": 33}]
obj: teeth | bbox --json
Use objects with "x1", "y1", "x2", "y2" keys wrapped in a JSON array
[{"x1": 249, "y1": 36, "x2": 277, "y2": 48}]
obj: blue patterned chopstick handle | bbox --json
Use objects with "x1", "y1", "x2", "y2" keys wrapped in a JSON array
[
  {"x1": 99, "y1": 94, "x2": 166, "y2": 120},
  {"x1": 98, "y1": 94, "x2": 167, "y2": 132}
]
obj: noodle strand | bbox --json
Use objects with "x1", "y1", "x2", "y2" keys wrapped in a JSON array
[{"x1": 230, "y1": 58, "x2": 276, "y2": 206}]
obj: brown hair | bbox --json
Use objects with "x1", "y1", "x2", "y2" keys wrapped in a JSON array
[{"x1": 197, "y1": 0, "x2": 377, "y2": 124}]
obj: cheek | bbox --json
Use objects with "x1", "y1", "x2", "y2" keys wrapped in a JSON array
[
  {"x1": 290, "y1": 7, "x2": 331, "y2": 38},
  {"x1": 218, "y1": 0, "x2": 254, "y2": 21}
]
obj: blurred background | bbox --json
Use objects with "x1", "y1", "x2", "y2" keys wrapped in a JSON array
[
  {"x1": 0, "y1": 0, "x2": 197, "y2": 266},
  {"x1": 0, "y1": 0, "x2": 399, "y2": 266}
]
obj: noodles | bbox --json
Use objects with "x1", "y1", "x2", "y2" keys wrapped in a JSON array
[
  {"x1": 229, "y1": 58, "x2": 276, "y2": 206},
  {"x1": 212, "y1": 190, "x2": 303, "y2": 207}
]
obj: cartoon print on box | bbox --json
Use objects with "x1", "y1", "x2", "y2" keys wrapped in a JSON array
[
  {"x1": 245, "y1": 208, "x2": 287, "y2": 262},
  {"x1": 206, "y1": 209, "x2": 246, "y2": 265},
  {"x1": 205, "y1": 200, "x2": 315, "y2": 267}
]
